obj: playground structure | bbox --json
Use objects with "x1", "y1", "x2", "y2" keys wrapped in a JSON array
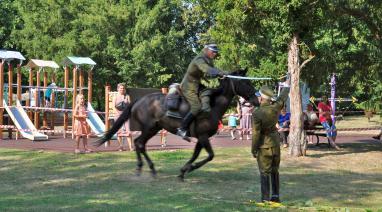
[
  {"x1": 0, "y1": 50, "x2": 106, "y2": 140},
  {"x1": 25, "y1": 59, "x2": 60, "y2": 132},
  {"x1": 0, "y1": 50, "x2": 48, "y2": 140},
  {"x1": 62, "y1": 56, "x2": 96, "y2": 138}
]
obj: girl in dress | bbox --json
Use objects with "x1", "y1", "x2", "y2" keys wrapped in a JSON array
[
  {"x1": 237, "y1": 97, "x2": 254, "y2": 140},
  {"x1": 73, "y1": 94, "x2": 92, "y2": 154}
]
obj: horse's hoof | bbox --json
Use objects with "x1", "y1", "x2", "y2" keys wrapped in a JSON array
[
  {"x1": 177, "y1": 174, "x2": 185, "y2": 182},
  {"x1": 151, "y1": 170, "x2": 157, "y2": 178},
  {"x1": 181, "y1": 164, "x2": 192, "y2": 173},
  {"x1": 136, "y1": 169, "x2": 142, "y2": 176}
]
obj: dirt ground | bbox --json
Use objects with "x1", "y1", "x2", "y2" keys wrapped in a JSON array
[{"x1": 0, "y1": 131, "x2": 380, "y2": 153}]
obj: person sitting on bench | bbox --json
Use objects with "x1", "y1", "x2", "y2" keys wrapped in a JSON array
[
  {"x1": 276, "y1": 107, "x2": 290, "y2": 148},
  {"x1": 318, "y1": 96, "x2": 341, "y2": 150}
]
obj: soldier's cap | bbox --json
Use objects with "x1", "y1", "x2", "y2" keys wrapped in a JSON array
[
  {"x1": 259, "y1": 85, "x2": 274, "y2": 100},
  {"x1": 204, "y1": 43, "x2": 219, "y2": 53}
]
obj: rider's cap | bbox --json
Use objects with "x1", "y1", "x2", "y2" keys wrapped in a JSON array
[
  {"x1": 259, "y1": 85, "x2": 274, "y2": 100},
  {"x1": 204, "y1": 43, "x2": 219, "y2": 53}
]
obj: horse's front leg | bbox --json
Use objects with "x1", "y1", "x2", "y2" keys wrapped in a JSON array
[
  {"x1": 188, "y1": 137, "x2": 214, "y2": 173},
  {"x1": 178, "y1": 141, "x2": 203, "y2": 181}
]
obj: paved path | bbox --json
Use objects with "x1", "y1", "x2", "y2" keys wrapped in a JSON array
[{"x1": 0, "y1": 132, "x2": 379, "y2": 153}]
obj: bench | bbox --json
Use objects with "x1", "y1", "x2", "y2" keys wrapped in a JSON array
[
  {"x1": 305, "y1": 127, "x2": 329, "y2": 146},
  {"x1": 278, "y1": 125, "x2": 330, "y2": 147}
]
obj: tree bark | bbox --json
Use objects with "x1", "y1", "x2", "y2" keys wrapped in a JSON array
[{"x1": 288, "y1": 33, "x2": 307, "y2": 157}]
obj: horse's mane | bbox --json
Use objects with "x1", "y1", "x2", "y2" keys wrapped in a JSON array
[{"x1": 208, "y1": 69, "x2": 245, "y2": 108}]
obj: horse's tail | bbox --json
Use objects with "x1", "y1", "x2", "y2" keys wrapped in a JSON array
[{"x1": 94, "y1": 100, "x2": 136, "y2": 147}]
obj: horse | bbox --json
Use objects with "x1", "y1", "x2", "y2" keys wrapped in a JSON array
[{"x1": 95, "y1": 69, "x2": 259, "y2": 180}]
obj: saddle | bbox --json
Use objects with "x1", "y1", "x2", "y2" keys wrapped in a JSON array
[
  {"x1": 164, "y1": 83, "x2": 221, "y2": 119},
  {"x1": 164, "y1": 83, "x2": 184, "y2": 119}
]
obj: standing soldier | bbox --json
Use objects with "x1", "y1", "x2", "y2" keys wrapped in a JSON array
[
  {"x1": 251, "y1": 82, "x2": 290, "y2": 203},
  {"x1": 176, "y1": 43, "x2": 225, "y2": 141}
]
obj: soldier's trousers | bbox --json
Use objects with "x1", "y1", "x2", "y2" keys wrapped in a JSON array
[
  {"x1": 256, "y1": 146, "x2": 280, "y2": 175},
  {"x1": 183, "y1": 90, "x2": 211, "y2": 116}
]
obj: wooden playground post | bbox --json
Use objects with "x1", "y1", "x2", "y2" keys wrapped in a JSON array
[
  {"x1": 50, "y1": 72, "x2": 56, "y2": 133},
  {"x1": 8, "y1": 62, "x2": 13, "y2": 106},
  {"x1": 27, "y1": 68, "x2": 33, "y2": 119},
  {"x1": 88, "y1": 70, "x2": 92, "y2": 103},
  {"x1": 0, "y1": 60, "x2": 4, "y2": 139},
  {"x1": 72, "y1": 66, "x2": 78, "y2": 137},
  {"x1": 43, "y1": 70, "x2": 48, "y2": 128},
  {"x1": 16, "y1": 64, "x2": 21, "y2": 101},
  {"x1": 79, "y1": 68, "x2": 84, "y2": 95},
  {"x1": 63, "y1": 66, "x2": 69, "y2": 138},
  {"x1": 16, "y1": 63, "x2": 22, "y2": 138},
  {"x1": 8, "y1": 62, "x2": 13, "y2": 139},
  {"x1": 105, "y1": 85, "x2": 110, "y2": 145},
  {"x1": 34, "y1": 69, "x2": 40, "y2": 129}
]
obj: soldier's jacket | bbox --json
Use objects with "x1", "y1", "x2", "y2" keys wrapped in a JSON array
[
  {"x1": 251, "y1": 88, "x2": 290, "y2": 155},
  {"x1": 181, "y1": 53, "x2": 219, "y2": 94}
]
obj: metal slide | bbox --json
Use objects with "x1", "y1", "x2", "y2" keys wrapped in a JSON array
[
  {"x1": 86, "y1": 102, "x2": 116, "y2": 139},
  {"x1": 3, "y1": 100, "x2": 48, "y2": 141}
]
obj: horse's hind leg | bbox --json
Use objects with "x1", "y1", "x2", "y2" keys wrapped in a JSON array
[
  {"x1": 135, "y1": 128, "x2": 160, "y2": 177},
  {"x1": 134, "y1": 137, "x2": 144, "y2": 176},
  {"x1": 178, "y1": 141, "x2": 203, "y2": 180}
]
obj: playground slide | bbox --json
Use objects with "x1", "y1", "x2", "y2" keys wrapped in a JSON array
[
  {"x1": 2, "y1": 99, "x2": 48, "y2": 141},
  {"x1": 86, "y1": 102, "x2": 116, "y2": 139}
]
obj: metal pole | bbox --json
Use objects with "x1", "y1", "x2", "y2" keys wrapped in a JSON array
[
  {"x1": 0, "y1": 60, "x2": 4, "y2": 139},
  {"x1": 330, "y1": 73, "x2": 336, "y2": 124}
]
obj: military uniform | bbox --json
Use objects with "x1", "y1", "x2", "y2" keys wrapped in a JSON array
[
  {"x1": 181, "y1": 53, "x2": 222, "y2": 115},
  {"x1": 251, "y1": 86, "x2": 289, "y2": 203},
  {"x1": 176, "y1": 43, "x2": 224, "y2": 142}
]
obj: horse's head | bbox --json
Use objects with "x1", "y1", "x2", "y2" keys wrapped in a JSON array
[{"x1": 221, "y1": 68, "x2": 260, "y2": 106}]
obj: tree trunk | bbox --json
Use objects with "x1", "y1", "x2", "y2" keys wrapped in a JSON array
[{"x1": 288, "y1": 33, "x2": 307, "y2": 156}]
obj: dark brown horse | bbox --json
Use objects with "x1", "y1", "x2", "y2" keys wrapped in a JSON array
[{"x1": 95, "y1": 69, "x2": 259, "y2": 180}]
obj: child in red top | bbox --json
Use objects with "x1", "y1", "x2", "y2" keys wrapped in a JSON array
[
  {"x1": 73, "y1": 94, "x2": 92, "y2": 154},
  {"x1": 318, "y1": 95, "x2": 339, "y2": 150}
]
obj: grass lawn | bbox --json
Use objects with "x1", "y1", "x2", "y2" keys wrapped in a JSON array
[{"x1": 1, "y1": 140, "x2": 382, "y2": 212}]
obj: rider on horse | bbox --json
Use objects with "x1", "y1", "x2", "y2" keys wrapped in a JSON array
[{"x1": 176, "y1": 43, "x2": 226, "y2": 141}]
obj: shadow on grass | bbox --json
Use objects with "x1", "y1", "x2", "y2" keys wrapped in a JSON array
[{"x1": 307, "y1": 139, "x2": 382, "y2": 158}]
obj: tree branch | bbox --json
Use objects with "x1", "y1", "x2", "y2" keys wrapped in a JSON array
[{"x1": 299, "y1": 55, "x2": 315, "y2": 71}]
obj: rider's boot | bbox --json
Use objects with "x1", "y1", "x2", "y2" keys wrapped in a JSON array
[{"x1": 176, "y1": 112, "x2": 195, "y2": 142}]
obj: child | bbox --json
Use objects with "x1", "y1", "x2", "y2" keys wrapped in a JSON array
[
  {"x1": 45, "y1": 81, "x2": 56, "y2": 107},
  {"x1": 73, "y1": 94, "x2": 92, "y2": 154},
  {"x1": 228, "y1": 113, "x2": 239, "y2": 140}
]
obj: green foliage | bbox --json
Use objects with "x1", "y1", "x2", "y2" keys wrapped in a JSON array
[
  {"x1": 354, "y1": 81, "x2": 382, "y2": 112},
  {"x1": 0, "y1": 0, "x2": 381, "y2": 111}
]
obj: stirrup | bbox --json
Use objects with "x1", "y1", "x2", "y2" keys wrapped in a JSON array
[{"x1": 176, "y1": 128, "x2": 191, "y2": 142}]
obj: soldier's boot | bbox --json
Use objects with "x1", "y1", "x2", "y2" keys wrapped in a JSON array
[
  {"x1": 176, "y1": 112, "x2": 195, "y2": 142},
  {"x1": 270, "y1": 172, "x2": 280, "y2": 203},
  {"x1": 200, "y1": 95, "x2": 211, "y2": 113},
  {"x1": 260, "y1": 174, "x2": 270, "y2": 202}
]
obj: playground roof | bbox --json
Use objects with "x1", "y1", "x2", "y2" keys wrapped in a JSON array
[
  {"x1": 0, "y1": 50, "x2": 26, "y2": 61},
  {"x1": 26, "y1": 59, "x2": 59, "y2": 69},
  {"x1": 62, "y1": 56, "x2": 96, "y2": 66}
]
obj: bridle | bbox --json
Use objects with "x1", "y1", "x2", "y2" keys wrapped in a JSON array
[{"x1": 228, "y1": 77, "x2": 258, "y2": 106}]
